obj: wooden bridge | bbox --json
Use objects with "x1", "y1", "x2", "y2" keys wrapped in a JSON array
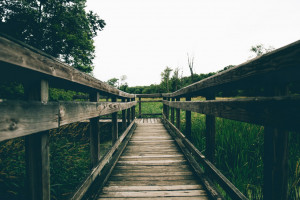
[{"x1": 0, "y1": 33, "x2": 300, "y2": 200}]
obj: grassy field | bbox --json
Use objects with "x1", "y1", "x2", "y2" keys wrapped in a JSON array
[{"x1": 136, "y1": 99, "x2": 300, "y2": 199}]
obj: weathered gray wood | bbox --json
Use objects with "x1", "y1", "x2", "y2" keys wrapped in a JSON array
[
  {"x1": 205, "y1": 94, "x2": 215, "y2": 163},
  {"x1": 136, "y1": 94, "x2": 163, "y2": 98},
  {"x1": 263, "y1": 85, "x2": 289, "y2": 200},
  {"x1": 170, "y1": 98, "x2": 175, "y2": 124},
  {"x1": 102, "y1": 185, "x2": 202, "y2": 192},
  {"x1": 70, "y1": 120, "x2": 136, "y2": 200},
  {"x1": 176, "y1": 97, "x2": 181, "y2": 129},
  {"x1": 112, "y1": 97, "x2": 118, "y2": 144},
  {"x1": 0, "y1": 101, "x2": 137, "y2": 141},
  {"x1": 163, "y1": 96, "x2": 300, "y2": 131},
  {"x1": 97, "y1": 197, "x2": 208, "y2": 200},
  {"x1": 126, "y1": 99, "x2": 131, "y2": 126},
  {"x1": 89, "y1": 92, "x2": 100, "y2": 168},
  {"x1": 121, "y1": 98, "x2": 126, "y2": 131},
  {"x1": 163, "y1": 116, "x2": 247, "y2": 200},
  {"x1": 25, "y1": 79, "x2": 50, "y2": 200},
  {"x1": 185, "y1": 97, "x2": 192, "y2": 140},
  {"x1": 162, "y1": 39, "x2": 300, "y2": 98},
  {"x1": 131, "y1": 98, "x2": 135, "y2": 121},
  {"x1": 139, "y1": 97, "x2": 142, "y2": 118},
  {"x1": 0, "y1": 34, "x2": 134, "y2": 98}
]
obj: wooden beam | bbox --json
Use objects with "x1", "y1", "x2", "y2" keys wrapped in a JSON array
[
  {"x1": 0, "y1": 101, "x2": 137, "y2": 141},
  {"x1": 139, "y1": 97, "x2": 142, "y2": 118},
  {"x1": 136, "y1": 93, "x2": 162, "y2": 98},
  {"x1": 25, "y1": 79, "x2": 50, "y2": 200},
  {"x1": 171, "y1": 98, "x2": 175, "y2": 124},
  {"x1": 185, "y1": 97, "x2": 191, "y2": 140},
  {"x1": 112, "y1": 97, "x2": 118, "y2": 144},
  {"x1": 205, "y1": 93, "x2": 216, "y2": 163},
  {"x1": 0, "y1": 34, "x2": 134, "y2": 98},
  {"x1": 121, "y1": 98, "x2": 126, "y2": 131},
  {"x1": 70, "y1": 120, "x2": 136, "y2": 200},
  {"x1": 176, "y1": 97, "x2": 181, "y2": 130},
  {"x1": 89, "y1": 92, "x2": 100, "y2": 168},
  {"x1": 127, "y1": 99, "x2": 131, "y2": 126},
  {"x1": 163, "y1": 96, "x2": 300, "y2": 131}
]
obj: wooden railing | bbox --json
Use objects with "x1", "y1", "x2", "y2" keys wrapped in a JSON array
[
  {"x1": 136, "y1": 93, "x2": 163, "y2": 118},
  {"x1": 160, "y1": 39, "x2": 300, "y2": 200},
  {"x1": 0, "y1": 34, "x2": 137, "y2": 200}
]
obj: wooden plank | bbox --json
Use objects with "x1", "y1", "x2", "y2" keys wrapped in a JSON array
[
  {"x1": 205, "y1": 93, "x2": 215, "y2": 163},
  {"x1": 121, "y1": 98, "x2": 126, "y2": 131},
  {"x1": 163, "y1": 116, "x2": 247, "y2": 200},
  {"x1": 171, "y1": 98, "x2": 175, "y2": 124},
  {"x1": 111, "y1": 171, "x2": 193, "y2": 177},
  {"x1": 106, "y1": 179, "x2": 200, "y2": 186},
  {"x1": 102, "y1": 185, "x2": 202, "y2": 192},
  {"x1": 90, "y1": 92, "x2": 100, "y2": 168},
  {"x1": 136, "y1": 93, "x2": 163, "y2": 98},
  {"x1": 162, "y1": 39, "x2": 300, "y2": 98},
  {"x1": 185, "y1": 97, "x2": 192, "y2": 140},
  {"x1": 109, "y1": 175, "x2": 195, "y2": 181},
  {"x1": 111, "y1": 97, "x2": 118, "y2": 144},
  {"x1": 0, "y1": 101, "x2": 137, "y2": 141},
  {"x1": 139, "y1": 97, "x2": 142, "y2": 117},
  {"x1": 100, "y1": 190, "x2": 207, "y2": 198},
  {"x1": 164, "y1": 96, "x2": 300, "y2": 131},
  {"x1": 0, "y1": 34, "x2": 134, "y2": 98},
  {"x1": 24, "y1": 79, "x2": 50, "y2": 200},
  {"x1": 176, "y1": 97, "x2": 181, "y2": 129},
  {"x1": 70, "y1": 120, "x2": 136, "y2": 200},
  {"x1": 98, "y1": 197, "x2": 208, "y2": 200}
]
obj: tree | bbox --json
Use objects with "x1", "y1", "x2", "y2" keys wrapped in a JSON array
[
  {"x1": 107, "y1": 78, "x2": 119, "y2": 88},
  {"x1": 250, "y1": 44, "x2": 275, "y2": 58},
  {"x1": 160, "y1": 67, "x2": 173, "y2": 92},
  {"x1": 187, "y1": 53, "x2": 195, "y2": 82},
  {"x1": 0, "y1": 0, "x2": 105, "y2": 73},
  {"x1": 170, "y1": 67, "x2": 181, "y2": 91}
]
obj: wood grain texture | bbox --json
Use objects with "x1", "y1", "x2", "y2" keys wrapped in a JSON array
[
  {"x1": 0, "y1": 34, "x2": 134, "y2": 98},
  {"x1": 163, "y1": 96, "x2": 300, "y2": 131},
  {"x1": 162, "y1": 39, "x2": 300, "y2": 98},
  {"x1": 97, "y1": 120, "x2": 210, "y2": 200},
  {"x1": 0, "y1": 101, "x2": 136, "y2": 141}
]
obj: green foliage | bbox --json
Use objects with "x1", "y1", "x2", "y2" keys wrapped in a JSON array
[
  {"x1": 0, "y1": 81, "x2": 24, "y2": 100},
  {"x1": 106, "y1": 78, "x2": 119, "y2": 88},
  {"x1": 0, "y1": 0, "x2": 105, "y2": 73}
]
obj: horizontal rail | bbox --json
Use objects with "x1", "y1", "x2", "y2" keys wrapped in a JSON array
[
  {"x1": 0, "y1": 100, "x2": 137, "y2": 141},
  {"x1": 0, "y1": 34, "x2": 134, "y2": 98},
  {"x1": 163, "y1": 116, "x2": 248, "y2": 200},
  {"x1": 162, "y1": 40, "x2": 300, "y2": 98},
  {"x1": 136, "y1": 93, "x2": 163, "y2": 98},
  {"x1": 163, "y1": 96, "x2": 300, "y2": 131},
  {"x1": 71, "y1": 120, "x2": 136, "y2": 200}
]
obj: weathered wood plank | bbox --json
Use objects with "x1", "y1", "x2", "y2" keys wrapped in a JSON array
[
  {"x1": 98, "y1": 197, "x2": 208, "y2": 200},
  {"x1": 0, "y1": 34, "x2": 134, "y2": 98},
  {"x1": 102, "y1": 185, "x2": 202, "y2": 192},
  {"x1": 106, "y1": 179, "x2": 200, "y2": 186},
  {"x1": 100, "y1": 190, "x2": 207, "y2": 198},
  {"x1": 164, "y1": 96, "x2": 300, "y2": 131},
  {"x1": 0, "y1": 101, "x2": 137, "y2": 141}
]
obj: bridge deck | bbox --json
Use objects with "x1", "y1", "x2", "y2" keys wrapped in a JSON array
[{"x1": 97, "y1": 119, "x2": 209, "y2": 199}]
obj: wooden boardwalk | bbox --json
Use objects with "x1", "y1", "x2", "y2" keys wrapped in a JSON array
[{"x1": 97, "y1": 119, "x2": 209, "y2": 199}]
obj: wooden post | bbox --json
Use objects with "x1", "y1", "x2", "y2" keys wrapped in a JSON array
[
  {"x1": 263, "y1": 85, "x2": 288, "y2": 200},
  {"x1": 25, "y1": 80, "x2": 50, "y2": 200},
  {"x1": 139, "y1": 97, "x2": 142, "y2": 118},
  {"x1": 171, "y1": 98, "x2": 175, "y2": 124},
  {"x1": 205, "y1": 93, "x2": 216, "y2": 163},
  {"x1": 185, "y1": 96, "x2": 192, "y2": 140},
  {"x1": 127, "y1": 98, "x2": 131, "y2": 126},
  {"x1": 122, "y1": 98, "x2": 126, "y2": 131},
  {"x1": 176, "y1": 97, "x2": 181, "y2": 129},
  {"x1": 89, "y1": 92, "x2": 100, "y2": 168},
  {"x1": 131, "y1": 97, "x2": 136, "y2": 120},
  {"x1": 163, "y1": 97, "x2": 167, "y2": 117},
  {"x1": 112, "y1": 96, "x2": 118, "y2": 144},
  {"x1": 166, "y1": 97, "x2": 170, "y2": 120}
]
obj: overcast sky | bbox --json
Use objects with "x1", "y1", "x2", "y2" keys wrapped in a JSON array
[{"x1": 86, "y1": 0, "x2": 300, "y2": 87}]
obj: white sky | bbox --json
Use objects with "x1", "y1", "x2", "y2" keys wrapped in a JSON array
[{"x1": 86, "y1": 0, "x2": 300, "y2": 87}]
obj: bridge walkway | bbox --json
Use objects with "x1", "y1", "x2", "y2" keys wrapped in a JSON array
[{"x1": 97, "y1": 118, "x2": 209, "y2": 200}]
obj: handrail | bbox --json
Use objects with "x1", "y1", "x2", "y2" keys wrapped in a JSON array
[{"x1": 0, "y1": 35, "x2": 137, "y2": 200}]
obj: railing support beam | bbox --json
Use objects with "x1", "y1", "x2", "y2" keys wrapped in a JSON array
[
  {"x1": 112, "y1": 97, "x2": 118, "y2": 144},
  {"x1": 185, "y1": 96, "x2": 191, "y2": 140},
  {"x1": 205, "y1": 93, "x2": 216, "y2": 163},
  {"x1": 127, "y1": 98, "x2": 131, "y2": 126},
  {"x1": 122, "y1": 98, "x2": 127, "y2": 131},
  {"x1": 89, "y1": 92, "x2": 100, "y2": 168},
  {"x1": 176, "y1": 97, "x2": 181, "y2": 130},
  {"x1": 139, "y1": 97, "x2": 142, "y2": 118},
  {"x1": 171, "y1": 98, "x2": 175, "y2": 124},
  {"x1": 24, "y1": 79, "x2": 50, "y2": 200}
]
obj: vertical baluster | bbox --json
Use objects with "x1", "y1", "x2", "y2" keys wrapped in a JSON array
[
  {"x1": 205, "y1": 93, "x2": 216, "y2": 163},
  {"x1": 185, "y1": 96, "x2": 191, "y2": 140},
  {"x1": 131, "y1": 97, "x2": 135, "y2": 120},
  {"x1": 263, "y1": 85, "x2": 288, "y2": 200},
  {"x1": 176, "y1": 97, "x2": 181, "y2": 130},
  {"x1": 139, "y1": 97, "x2": 142, "y2": 118},
  {"x1": 166, "y1": 97, "x2": 170, "y2": 120},
  {"x1": 127, "y1": 98, "x2": 131, "y2": 125},
  {"x1": 89, "y1": 92, "x2": 100, "y2": 168},
  {"x1": 112, "y1": 96, "x2": 118, "y2": 144},
  {"x1": 171, "y1": 97, "x2": 175, "y2": 124},
  {"x1": 25, "y1": 79, "x2": 50, "y2": 200},
  {"x1": 122, "y1": 98, "x2": 126, "y2": 131}
]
